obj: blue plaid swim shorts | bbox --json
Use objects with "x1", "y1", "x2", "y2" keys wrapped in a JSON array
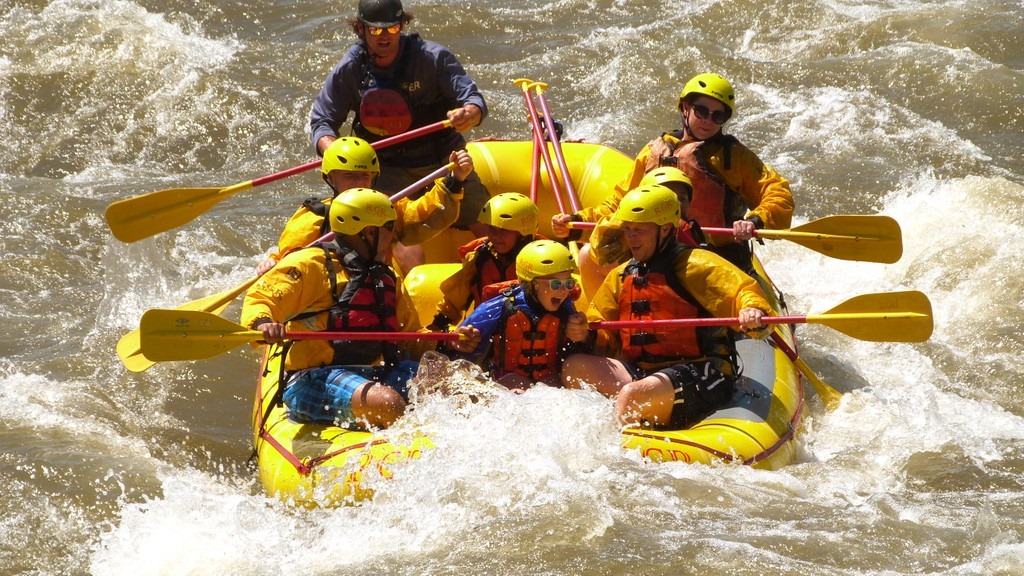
[{"x1": 282, "y1": 361, "x2": 418, "y2": 424}]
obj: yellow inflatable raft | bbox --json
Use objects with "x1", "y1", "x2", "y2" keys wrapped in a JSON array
[
  {"x1": 617, "y1": 255, "x2": 803, "y2": 470},
  {"x1": 250, "y1": 140, "x2": 804, "y2": 506},
  {"x1": 403, "y1": 255, "x2": 803, "y2": 472},
  {"x1": 251, "y1": 344, "x2": 434, "y2": 507}
]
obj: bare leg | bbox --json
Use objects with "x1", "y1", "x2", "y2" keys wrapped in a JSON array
[
  {"x1": 351, "y1": 382, "x2": 407, "y2": 429},
  {"x1": 615, "y1": 373, "x2": 674, "y2": 427},
  {"x1": 497, "y1": 372, "x2": 532, "y2": 394},
  {"x1": 561, "y1": 353, "x2": 633, "y2": 398}
]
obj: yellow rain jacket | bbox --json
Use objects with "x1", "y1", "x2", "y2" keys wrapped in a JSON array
[
  {"x1": 576, "y1": 133, "x2": 793, "y2": 231},
  {"x1": 241, "y1": 245, "x2": 424, "y2": 371},
  {"x1": 587, "y1": 243, "x2": 772, "y2": 365},
  {"x1": 265, "y1": 177, "x2": 463, "y2": 265}
]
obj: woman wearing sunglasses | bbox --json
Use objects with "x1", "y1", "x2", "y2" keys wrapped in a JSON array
[
  {"x1": 552, "y1": 73, "x2": 793, "y2": 273},
  {"x1": 446, "y1": 240, "x2": 591, "y2": 393}
]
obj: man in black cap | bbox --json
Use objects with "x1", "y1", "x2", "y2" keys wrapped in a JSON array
[{"x1": 310, "y1": 0, "x2": 490, "y2": 264}]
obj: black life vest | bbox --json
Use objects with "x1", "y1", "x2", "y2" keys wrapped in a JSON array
[
  {"x1": 302, "y1": 196, "x2": 332, "y2": 236},
  {"x1": 295, "y1": 243, "x2": 400, "y2": 366}
]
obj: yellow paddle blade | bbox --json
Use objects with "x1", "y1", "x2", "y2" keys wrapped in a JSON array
[
  {"x1": 106, "y1": 125, "x2": 447, "y2": 243},
  {"x1": 770, "y1": 331, "x2": 843, "y2": 411},
  {"x1": 105, "y1": 182, "x2": 253, "y2": 243},
  {"x1": 140, "y1": 309, "x2": 257, "y2": 362},
  {"x1": 119, "y1": 278, "x2": 257, "y2": 371},
  {"x1": 758, "y1": 215, "x2": 903, "y2": 264},
  {"x1": 811, "y1": 290, "x2": 933, "y2": 342},
  {"x1": 793, "y1": 355, "x2": 843, "y2": 410},
  {"x1": 115, "y1": 330, "x2": 151, "y2": 373}
]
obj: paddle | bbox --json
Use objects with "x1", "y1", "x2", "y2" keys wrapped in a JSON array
[
  {"x1": 568, "y1": 215, "x2": 903, "y2": 264},
  {"x1": 528, "y1": 132, "x2": 542, "y2": 203},
  {"x1": 115, "y1": 230, "x2": 335, "y2": 373},
  {"x1": 518, "y1": 79, "x2": 588, "y2": 279},
  {"x1": 116, "y1": 276, "x2": 258, "y2": 372},
  {"x1": 701, "y1": 215, "x2": 903, "y2": 264},
  {"x1": 769, "y1": 331, "x2": 843, "y2": 410},
  {"x1": 513, "y1": 78, "x2": 542, "y2": 202},
  {"x1": 589, "y1": 291, "x2": 933, "y2": 343},
  {"x1": 105, "y1": 119, "x2": 453, "y2": 243},
  {"x1": 116, "y1": 163, "x2": 456, "y2": 373},
  {"x1": 531, "y1": 81, "x2": 581, "y2": 213},
  {"x1": 139, "y1": 309, "x2": 464, "y2": 362},
  {"x1": 513, "y1": 78, "x2": 566, "y2": 213},
  {"x1": 389, "y1": 161, "x2": 456, "y2": 203}
]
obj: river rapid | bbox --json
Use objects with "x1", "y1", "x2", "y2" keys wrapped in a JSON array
[{"x1": 2, "y1": 0, "x2": 1023, "y2": 574}]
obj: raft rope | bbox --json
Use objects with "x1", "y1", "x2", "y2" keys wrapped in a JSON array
[{"x1": 252, "y1": 343, "x2": 394, "y2": 475}]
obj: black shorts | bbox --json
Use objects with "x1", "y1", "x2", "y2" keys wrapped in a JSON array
[{"x1": 658, "y1": 361, "x2": 736, "y2": 429}]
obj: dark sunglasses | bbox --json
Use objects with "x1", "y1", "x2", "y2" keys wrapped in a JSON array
[
  {"x1": 691, "y1": 103, "x2": 729, "y2": 125},
  {"x1": 534, "y1": 278, "x2": 577, "y2": 291},
  {"x1": 366, "y1": 24, "x2": 402, "y2": 36}
]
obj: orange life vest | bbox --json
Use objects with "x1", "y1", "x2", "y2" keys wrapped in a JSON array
[
  {"x1": 458, "y1": 236, "x2": 527, "y2": 305},
  {"x1": 671, "y1": 138, "x2": 737, "y2": 226},
  {"x1": 491, "y1": 292, "x2": 568, "y2": 381},
  {"x1": 666, "y1": 135, "x2": 755, "y2": 271},
  {"x1": 617, "y1": 243, "x2": 726, "y2": 367}
]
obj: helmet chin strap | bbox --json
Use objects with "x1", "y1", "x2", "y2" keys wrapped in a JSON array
[
  {"x1": 680, "y1": 105, "x2": 725, "y2": 143},
  {"x1": 679, "y1": 107, "x2": 700, "y2": 142},
  {"x1": 654, "y1": 224, "x2": 673, "y2": 255},
  {"x1": 358, "y1": 229, "x2": 382, "y2": 261},
  {"x1": 522, "y1": 281, "x2": 540, "y2": 305}
]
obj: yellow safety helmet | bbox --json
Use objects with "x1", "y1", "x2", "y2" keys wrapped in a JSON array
[
  {"x1": 679, "y1": 73, "x2": 735, "y2": 117},
  {"x1": 614, "y1": 184, "x2": 680, "y2": 227},
  {"x1": 329, "y1": 188, "x2": 396, "y2": 236},
  {"x1": 640, "y1": 167, "x2": 693, "y2": 201},
  {"x1": 516, "y1": 239, "x2": 577, "y2": 283},
  {"x1": 478, "y1": 192, "x2": 540, "y2": 236},
  {"x1": 321, "y1": 137, "x2": 380, "y2": 177}
]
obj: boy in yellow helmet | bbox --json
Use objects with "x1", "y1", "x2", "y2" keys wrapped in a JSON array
[
  {"x1": 257, "y1": 136, "x2": 473, "y2": 275},
  {"x1": 447, "y1": 239, "x2": 590, "y2": 392},
  {"x1": 428, "y1": 192, "x2": 541, "y2": 331}
]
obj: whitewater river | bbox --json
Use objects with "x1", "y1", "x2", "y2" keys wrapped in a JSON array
[{"x1": 2, "y1": 0, "x2": 1022, "y2": 574}]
